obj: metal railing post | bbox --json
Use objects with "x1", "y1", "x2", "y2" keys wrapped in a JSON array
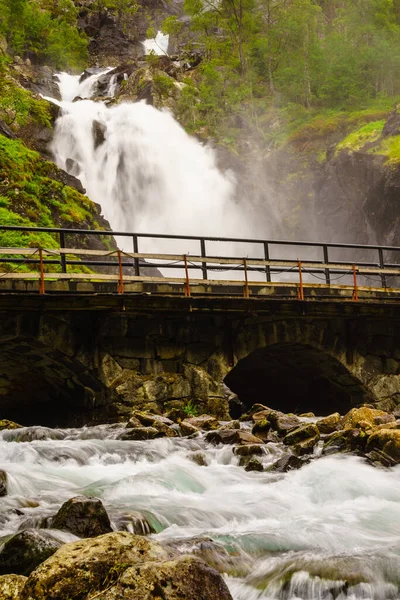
[
  {"x1": 200, "y1": 238, "x2": 208, "y2": 280},
  {"x1": 39, "y1": 248, "x2": 45, "y2": 295},
  {"x1": 183, "y1": 255, "x2": 191, "y2": 297},
  {"x1": 352, "y1": 265, "x2": 359, "y2": 301},
  {"x1": 59, "y1": 231, "x2": 67, "y2": 274},
  {"x1": 117, "y1": 249, "x2": 124, "y2": 294},
  {"x1": 378, "y1": 248, "x2": 387, "y2": 288},
  {"x1": 297, "y1": 260, "x2": 304, "y2": 300},
  {"x1": 264, "y1": 242, "x2": 271, "y2": 282},
  {"x1": 132, "y1": 235, "x2": 140, "y2": 276},
  {"x1": 243, "y1": 258, "x2": 249, "y2": 298},
  {"x1": 323, "y1": 245, "x2": 330, "y2": 285}
]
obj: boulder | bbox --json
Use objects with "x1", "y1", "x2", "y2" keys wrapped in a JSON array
[
  {"x1": 118, "y1": 426, "x2": 159, "y2": 440},
  {"x1": 342, "y1": 407, "x2": 393, "y2": 430},
  {"x1": 316, "y1": 413, "x2": 341, "y2": 434},
  {"x1": 0, "y1": 470, "x2": 7, "y2": 497},
  {"x1": 206, "y1": 429, "x2": 263, "y2": 445},
  {"x1": 219, "y1": 420, "x2": 240, "y2": 430},
  {"x1": 241, "y1": 457, "x2": 264, "y2": 472},
  {"x1": 234, "y1": 444, "x2": 264, "y2": 457},
  {"x1": 0, "y1": 574, "x2": 27, "y2": 599},
  {"x1": 292, "y1": 435, "x2": 320, "y2": 456},
  {"x1": 180, "y1": 421, "x2": 200, "y2": 436},
  {"x1": 21, "y1": 532, "x2": 170, "y2": 600},
  {"x1": 252, "y1": 419, "x2": 271, "y2": 441},
  {"x1": 366, "y1": 428, "x2": 400, "y2": 463},
  {"x1": 131, "y1": 411, "x2": 174, "y2": 427},
  {"x1": 252, "y1": 409, "x2": 275, "y2": 422},
  {"x1": 323, "y1": 428, "x2": 368, "y2": 455},
  {"x1": 99, "y1": 555, "x2": 233, "y2": 600},
  {"x1": 0, "y1": 420, "x2": 22, "y2": 430},
  {"x1": 0, "y1": 529, "x2": 62, "y2": 576},
  {"x1": 268, "y1": 412, "x2": 301, "y2": 435},
  {"x1": 51, "y1": 496, "x2": 112, "y2": 538},
  {"x1": 182, "y1": 415, "x2": 219, "y2": 431},
  {"x1": 284, "y1": 423, "x2": 320, "y2": 446},
  {"x1": 267, "y1": 454, "x2": 306, "y2": 472}
]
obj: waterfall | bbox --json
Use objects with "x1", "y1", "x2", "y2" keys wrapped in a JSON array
[{"x1": 50, "y1": 70, "x2": 247, "y2": 254}]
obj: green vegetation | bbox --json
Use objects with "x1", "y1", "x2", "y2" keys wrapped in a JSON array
[
  {"x1": 0, "y1": 135, "x2": 108, "y2": 269},
  {"x1": 182, "y1": 400, "x2": 199, "y2": 417},
  {"x1": 175, "y1": 0, "x2": 400, "y2": 140},
  {"x1": 369, "y1": 135, "x2": 400, "y2": 164},
  {"x1": 336, "y1": 120, "x2": 386, "y2": 154},
  {"x1": 0, "y1": 0, "x2": 88, "y2": 69}
]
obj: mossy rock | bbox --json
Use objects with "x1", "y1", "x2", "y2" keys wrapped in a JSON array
[
  {"x1": 0, "y1": 574, "x2": 27, "y2": 599},
  {"x1": 366, "y1": 429, "x2": 400, "y2": 463},
  {"x1": 342, "y1": 407, "x2": 393, "y2": 431},
  {"x1": 0, "y1": 419, "x2": 22, "y2": 430}
]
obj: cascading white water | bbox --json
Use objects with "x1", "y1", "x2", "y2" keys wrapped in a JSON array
[
  {"x1": 2, "y1": 424, "x2": 400, "y2": 599},
  {"x1": 50, "y1": 70, "x2": 249, "y2": 255}
]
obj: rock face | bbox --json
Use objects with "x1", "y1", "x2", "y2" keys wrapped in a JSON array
[
  {"x1": 0, "y1": 574, "x2": 27, "y2": 599},
  {"x1": 0, "y1": 529, "x2": 62, "y2": 576},
  {"x1": 51, "y1": 496, "x2": 112, "y2": 538},
  {"x1": 21, "y1": 532, "x2": 232, "y2": 600},
  {"x1": 0, "y1": 470, "x2": 7, "y2": 497},
  {"x1": 99, "y1": 555, "x2": 233, "y2": 600}
]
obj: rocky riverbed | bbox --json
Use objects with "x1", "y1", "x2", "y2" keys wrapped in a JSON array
[{"x1": 1, "y1": 404, "x2": 400, "y2": 599}]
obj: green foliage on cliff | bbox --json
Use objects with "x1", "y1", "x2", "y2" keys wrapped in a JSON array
[
  {"x1": 0, "y1": 0, "x2": 88, "y2": 68},
  {"x1": 336, "y1": 120, "x2": 386, "y2": 154},
  {"x1": 0, "y1": 135, "x2": 105, "y2": 252},
  {"x1": 179, "y1": 0, "x2": 400, "y2": 139},
  {"x1": 369, "y1": 134, "x2": 400, "y2": 164}
]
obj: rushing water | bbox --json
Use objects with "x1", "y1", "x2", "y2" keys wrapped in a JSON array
[{"x1": 2, "y1": 423, "x2": 400, "y2": 599}]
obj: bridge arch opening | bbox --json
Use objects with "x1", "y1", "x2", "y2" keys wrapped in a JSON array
[
  {"x1": 224, "y1": 343, "x2": 371, "y2": 417},
  {"x1": 0, "y1": 338, "x2": 108, "y2": 427}
]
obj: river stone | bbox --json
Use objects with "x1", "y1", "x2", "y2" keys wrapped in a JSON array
[
  {"x1": 267, "y1": 454, "x2": 306, "y2": 472},
  {"x1": 0, "y1": 574, "x2": 27, "y2": 599},
  {"x1": 219, "y1": 420, "x2": 240, "y2": 430},
  {"x1": 0, "y1": 470, "x2": 7, "y2": 497},
  {"x1": 99, "y1": 555, "x2": 233, "y2": 600},
  {"x1": 284, "y1": 423, "x2": 320, "y2": 446},
  {"x1": 234, "y1": 444, "x2": 264, "y2": 457},
  {"x1": 206, "y1": 429, "x2": 263, "y2": 445},
  {"x1": 292, "y1": 434, "x2": 320, "y2": 456},
  {"x1": 241, "y1": 457, "x2": 264, "y2": 472},
  {"x1": 268, "y1": 412, "x2": 301, "y2": 435},
  {"x1": 131, "y1": 411, "x2": 174, "y2": 427},
  {"x1": 316, "y1": 412, "x2": 341, "y2": 434},
  {"x1": 342, "y1": 407, "x2": 393, "y2": 430},
  {"x1": 0, "y1": 529, "x2": 62, "y2": 576},
  {"x1": 180, "y1": 421, "x2": 200, "y2": 436},
  {"x1": 252, "y1": 419, "x2": 271, "y2": 441},
  {"x1": 182, "y1": 415, "x2": 219, "y2": 431},
  {"x1": 51, "y1": 496, "x2": 112, "y2": 538},
  {"x1": 323, "y1": 428, "x2": 368, "y2": 455},
  {"x1": 0, "y1": 420, "x2": 22, "y2": 430},
  {"x1": 20, "y1": 532, "x2": 170, "y2": 600},
  {"x1": 118, "y1": 426, "x2": 159, "y2": 440},
  {"x1": 366, "y1": 428, "x2": 400, "y2": 462},
  {"x1": 252, "y1": 409, "x2": 275, "y2": 422}
]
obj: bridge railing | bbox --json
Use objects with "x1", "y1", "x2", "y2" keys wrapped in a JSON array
[{"x1": 0, "y1": 225, "x2": 400, "y2": 299}]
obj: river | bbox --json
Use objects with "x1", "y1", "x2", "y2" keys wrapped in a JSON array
[{"x1": 2, "y1": 423, "x2": 400, "y2": 599}]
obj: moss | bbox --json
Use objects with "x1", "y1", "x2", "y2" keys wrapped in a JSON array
[
  {"x1": 368, "y1": 134, "x2": 400, "y2": 165},
  {"x1": 0, "y1": 135, "x2": 109, "y2": 272},
  {"x1": 335, "y1": 120, "x2": 385, "y2": 154},
  {"x1": 0, "y1": 75, "x2": 52, "y2": 130}
]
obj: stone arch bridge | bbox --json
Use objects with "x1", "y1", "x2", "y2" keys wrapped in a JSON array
[{"x1": 0, "y1": 295, "x2": 400, "y2": 427}]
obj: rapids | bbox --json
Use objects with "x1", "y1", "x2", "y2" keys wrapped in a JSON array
[{"x1": 1, "y1": 423, "x2": 400, "y2": 599}]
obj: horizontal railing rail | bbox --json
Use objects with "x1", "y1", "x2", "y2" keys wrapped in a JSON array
[{"x1": 0, "y1": 225, "x2": 400, "y2": 300}]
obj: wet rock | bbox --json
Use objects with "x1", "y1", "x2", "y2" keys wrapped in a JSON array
[
  {"x1": 0, "y1": 120, "x2": 16, "y2": 140},
  {"x1": 20, "y1": 532, "x2": 170, "y2": 600},
  {"x1": 316, "y1": 412, "x2": 341, "y2": 434},
  {"x1": 228, "y1": 394, "x2": 244, "y2": 419},
  {"x1": 241, "y1": 457, "x2": 264, "y2": 472},
  {"x1": 292, "y1": 434, "x2": 320, "y2": 456},
  {"x1": 99, "y1": 555, "x2": 233, "y2": 600},
  {"x1": 180, "y1": 421, "x2": 200, "y2": 436},
  {"x1": 219, "y1": 420, "x2": 240, "y2": 430},
  {"x1": 112, "y1": 511, "x2": 155, "y2": 535},
  {"x1": 252, "y1": 419, "x2": 271, "y2": 441},
  {"x1": 0, "y1": 529, "x2": 62, "y2": 576},
  {"x1": 189, "y1": 451, "x2": 208, "y2": 466},
  {"x1": 0, "y1": 420, "x2": 22, "y2": 431},
  {"x1": 267, "y1": 454, "x2": 307, "y2": 472},
  {"x1": 118, "y1": 426, "x2": 159, "y2": 440},
  {"x1": 206, "y1": 429, "x2": 263, "y2": 445},
  {"x1": 130, "y1": 412, "x2": 177, "y2": 437},
  {"x1": 92, "y1": 120, "x2": 106, "y2": 149},
  {"x1": 0, "y1": 470, "x2": 7, "y2": 497},
  {"x1": 299, "y1": 412, "x2": 315, "y2": 418},
  {"x1": 51, "y1": 496, "x2": 112, "y2": 538},
  {"x1": 284, "y1": 423, "x2": 320, "y2": 446},
  {"x1": 0, "y1": 574, "x2": 27, "y2": 599},
  {"x1": 165, "y1": 408, "x2": 187, "y2": 423},
  {"x1": 234, "y1": 444, "x2": 264, "y2": 457},
  {"x1": 323, "y1": 428, "x2": 368, "y2": 455},
  {"x1": 342, "y1": 407, "x2": 393, "y2": 430},
  {"x1": 126, "y1": 416, "x2": 141, "y2": 428},
  {"x1": 366, "y1": 428, "x2": 400, "y2": 463},
  {"x1": 252, "y1": 408, "x2": 275, "y2": 422},
  {"x1": 365, "y1": 448, "x2": 399, "y2": 467},
  {"x1": 165, "y1": 536, "x2": 241, "y2": 575},
  {"x1": 182, "y1": 415, "x2": 219, "y2": 431},
  {"x1": 268, "y1": 412, "x2": 301, "y2": 435}
]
